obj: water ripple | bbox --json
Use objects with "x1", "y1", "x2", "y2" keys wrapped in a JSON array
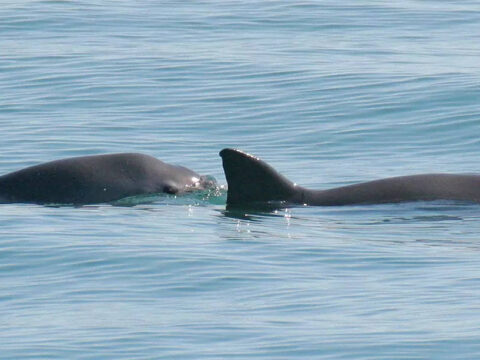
[{"x1": 2, "y1": 0, "x2": 480, "y2": 359}]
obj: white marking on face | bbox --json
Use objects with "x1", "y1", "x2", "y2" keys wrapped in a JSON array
[{"x1": 191, "y1": 177, "x2": 200, "y2": 187}]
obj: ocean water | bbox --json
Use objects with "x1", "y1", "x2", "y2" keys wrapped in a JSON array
[{"x1": 1, "y1": 0, "x2": 480, "y2": 358}]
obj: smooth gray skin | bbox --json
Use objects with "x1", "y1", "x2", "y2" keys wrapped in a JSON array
[
  {"x1": 0, "y1": 153, "x2": 214, "y2": 205},
  {"x1": 220, "y1": 148, "x2": 480, "y2": 206}
]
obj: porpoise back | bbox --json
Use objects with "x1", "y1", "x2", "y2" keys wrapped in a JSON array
[
  {"x1": 0, "y1": 153, "x2": 214, "y2": 205},
  {"x1": 220, "y1": 148, "x2": 480, "y2": 207}
]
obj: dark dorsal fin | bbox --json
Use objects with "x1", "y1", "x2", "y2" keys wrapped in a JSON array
[{"x1": 219, "y1": 148, "x2": 298, "y2": 205}]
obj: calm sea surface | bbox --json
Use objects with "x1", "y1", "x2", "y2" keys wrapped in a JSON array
[{"x1": 2, "y1": 1, "x2": 480, "y2": 359}]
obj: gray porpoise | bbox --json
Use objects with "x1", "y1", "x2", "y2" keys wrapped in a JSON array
[
  {"x1": 220, "y1": 148, "x2": 480, "y2": 207},
  {"x1": 0, "y1": 153, "x2": 215, "y2": 205}
]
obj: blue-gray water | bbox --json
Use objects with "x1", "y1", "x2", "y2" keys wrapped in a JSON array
[{"x1": 2, "y1": 1, "x2": 480, "y2": 359}]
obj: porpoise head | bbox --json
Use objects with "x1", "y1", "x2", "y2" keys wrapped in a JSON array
[{"x1": 160, "y1": 164, "x2": 218, "y2": 195}]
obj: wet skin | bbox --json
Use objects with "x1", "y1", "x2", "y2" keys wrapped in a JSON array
[{"x1": 0, "y1": 153, "x2": 215, "y2": 205}]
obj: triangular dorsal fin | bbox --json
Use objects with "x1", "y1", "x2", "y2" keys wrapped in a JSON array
[{"x1": 220, "y1": 148, "x2": 298, "y2": 205}]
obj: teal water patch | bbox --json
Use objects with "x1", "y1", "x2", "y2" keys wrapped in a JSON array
[{"x1": 111, "y1": 186, "x2": 228, "y2": 207}]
